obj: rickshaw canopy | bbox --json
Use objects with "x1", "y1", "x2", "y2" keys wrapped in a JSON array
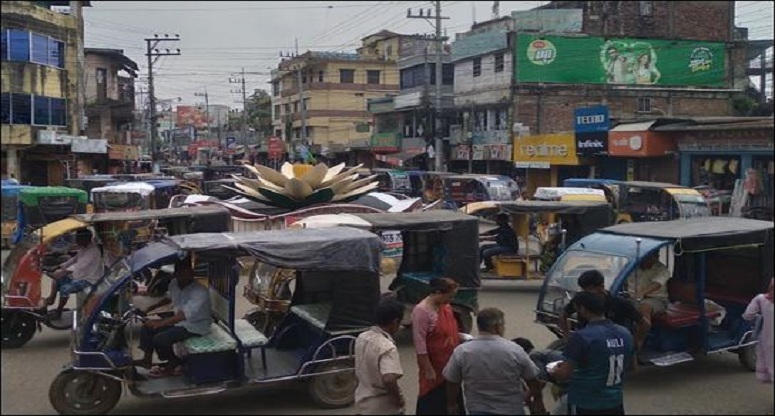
[
  {"x1": 19, "y1": 187, "x2": 88, "y2": 206},
  {"x1": 1, "y1": 184, "x2": 33, "y2": 197},
  {"x1": 497, "y1": 200, "x2": 612, "y2": 215},
  {"x1": 598, "y1": 217, "x2": 774, "y2": 252},
  {"x1": 130, "y1": 227, "x2": 382, "y2": 273},
  {"x1": 534, "y1": 187, "x2": 606, "y2": 201},
  {"x1": 36, "y1": 206, "x2": 231, "y2": 245},
  {"x1": 91, "y1": 182, "x2": 155, "y2": 197}
]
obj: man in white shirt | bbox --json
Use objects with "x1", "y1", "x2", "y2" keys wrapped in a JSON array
[
  {"x1": 46, "y1": 229, "x2": 104, "y2": 317},
  {"x1": 633, "y1": 252, "x2": 672, "y2": 350},
  {"x1": 354, "y1": 298, "x2": 406, "y2": 415}
]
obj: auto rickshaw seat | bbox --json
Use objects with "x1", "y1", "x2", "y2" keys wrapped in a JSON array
[{"x1": 653, "y1": 279, "x2": 722, "y2": 328}]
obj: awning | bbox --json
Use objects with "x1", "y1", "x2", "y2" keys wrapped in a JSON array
[
  {"x1": 608, "y1": 121, "x2": 675, "y2": 157},
  {"x1": 610, "y1": 121, "x2": 657, "y2": 132}
]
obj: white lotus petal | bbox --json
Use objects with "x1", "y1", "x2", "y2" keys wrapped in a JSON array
[
  {"x1": 280, "y1": 162, "x2": 295, "y2": 179},
  {"x1": 227, "y1": 184, "x2": 270, "y2": 201},
  {"x1": 340, "y1": 174, "x2": 379, "y2": 194},
  {"x1": 285, "y1": 178, "x2": 314, "y2": 200},
  {"x1": 321, "y1": 162, "x2": 346, "y2": 183},
  {"x1": 320, "y1": 165, "x2": 364, "y2": 188},
  {"x1": 328, "y1": 174, "x2": 359, "y2": 194},
  {"x1": 252, "y1": 164, "x2": 289, "y2": 187},
  {"x1": 301, "y1": 163, "x2": 329, "y2": 189},
  {"x1": 332, "y1": 182, "x2": 379, "y2": 201}
]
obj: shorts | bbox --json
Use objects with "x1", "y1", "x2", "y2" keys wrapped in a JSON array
[
  {"x1": 58, "y1": 276, "x2": 92, "y2": 296},
  {"x1": 640, "y1": 297, "x2": 668, "y2": 314}
]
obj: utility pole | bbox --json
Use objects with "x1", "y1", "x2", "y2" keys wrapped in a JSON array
[
  {"x1": 407, "y1": 2, "x2": 449, "y2": 171},
  {"x1": 194, "y1": 88, "x2": 210, "y2": 142},
  {"x1": 144, "y1": 34, "x2": 180, "y2": 171},
  {"x1": 280, "y1": 40, "x2": 307, "y2": 159}
]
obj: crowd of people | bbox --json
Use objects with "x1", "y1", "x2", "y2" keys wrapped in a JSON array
[{"x1": 352, "y1": 273, "x2": 774, "y2": 416}]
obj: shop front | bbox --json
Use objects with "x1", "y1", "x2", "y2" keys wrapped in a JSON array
[
  {"x1": 607, "y1": 121, "x2": 678, "y2": 183},
  {"x1": 513, "y1": 133, "x2": 591, "y2": 196},
  {"x1": 448, "y1": 144, "x2": 513, "y2": 175},
  {"x1": 107, "y1": 144, "x2": 140, "y2": 174},
  {"x1": 72, "y1": 138, "x2": 108, "y2": 176},
  {"x1": 672, "y1": 125, "x2": 773, "y2": 216}
]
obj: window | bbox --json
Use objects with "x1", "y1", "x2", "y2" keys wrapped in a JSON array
[
  {"x1": 49, "y1": 38, "x2": 64, "y2": 67},
  {"x1": 31, "y1": 33, "x2": 48, "y2": 64},
  {"x1": 639, "y1": 1, "x2": 653, "y2": 16},
  {"x1": 11, "y1": 93, "x2": 31, "y2": 124},
  {"x1": 400, "y1": 65, "x2": 426, "y2": 89},
  {"x1": 442, "y1": 63, "x2": 454, "y2": 85},
  {"x1": 1, "y1": 30, "x2": 7, "y2": 61},
  {"x1": 33, "y1": 95, "x2": 50, "y2": 125},
  {"x1": 386, "y1": 45, "x2": 393, "y2": 57},
  {"x1": 318, "y1": 70, "x2": 324, "y2": 82},
  {"x1": 273, "y1": 105, "x2": 280, "y2": 120},
  {"x1": 637, "y1": 97, "x2": 652, "y2": 113},
  {"x1": 367, "y1": 70, "x2": 380, "y2": 85},
  {"x1": 473, "y1": 57, "x2": 481, "y2": 77},
  {"x1": 340, "y1": 69, "x2": 355, "y2": 84},
  {"x1": 96, "y1": 68, "x2": 107, "y2": 101},
  {"x1": 8, "y1": 29, "x2": 30, "y2": 62},
  {"x1": 284, "y1": 103, "x2": 290, "y2": 115},
  {"x1": 494, "y1": 53, "x2": 504, "y2": 73},
  {"x1": 1, "y1": 93, "x2": 10, "y2": 124},
  {"x1": 293, "y1": 101, "x2": 299, "y2": 113},
  {"x1": 50, "y1": 98, "x2": 66, "y2": 126},
  {"x1": 272, "y1": 82, "x2": 280, "y2": 96}
]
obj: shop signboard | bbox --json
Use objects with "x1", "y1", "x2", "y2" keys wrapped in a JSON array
[
  {"x1": 574, "y1": 106, "x2": 609, "y2": 156},
  {"x1": 516, "y1": 35, "x2": 725, "y2": 87},
  {"x1": 511, "y1": 9, "x2": 583, "y2": 33},
  {"x1": 452, "y1": 145, "x2": 512, "y2": 161},
  {"x1": 108, "y1": 144, "x2": 139, "y2": 161},
  {"x1": 267, "y1": 137, "x2": 285, "y2": 159},
  {"x1": 71, "y1": 138, "x2": 108, "y2": 154},
  {"x1": 513, "y1": 133, "x2": 580, "y2": 166},
  {"x1": 676, "y1": 130, "x2": 773, "y2": 152},
  {"x1": 371, "y1": 132, "x2": 401, "y2": 154}
]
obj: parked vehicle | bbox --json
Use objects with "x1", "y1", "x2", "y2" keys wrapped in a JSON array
[
  {"x1": 203, "y1": 178, "x2": 241, "y2": 200},
  {"x1": 442, "y1": 174, "x2": 518, "y2": 209},
  {"x1": 618, "y1": 181, "x2": 710, "y2": 223},
  {"x1": 463, "y1": 200, "x2": 614, "y2": 279},
  {"x1": 48, "y1": 227, "x2": 383, "y2": 414},
  {"x1": 1, "y1": 206, "x2": 231, "y2": 349},
  {"x1": 91, "y1": 182, "x2": 155, "y2": 213},
  {"x1": 533, "y1": 187, "x2": 608, "y2": 202},
  {"x1": 535, "y1": 217, "x2": 773, "y2": 369},
  {"x1": 372, "y1": 168, "x2": 413, "y2": 195},
  {"x1": 12, "y1": 187, "x2": 88, "y2": 245},
  {"x1": 1, "y1": 183, "x2": 32, "y2": 248}
]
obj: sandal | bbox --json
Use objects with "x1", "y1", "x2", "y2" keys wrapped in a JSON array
[{"x1": 148, "y1": 365, "x2": 175, "y2": 378}]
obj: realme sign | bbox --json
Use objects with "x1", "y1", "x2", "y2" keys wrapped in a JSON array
[{"x1": 513, "y1": 133, "x2": 580, "y2": 165}]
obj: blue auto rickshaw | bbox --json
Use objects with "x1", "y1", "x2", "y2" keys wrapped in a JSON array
[
  {"x1": 1, "y1": 183, "x2": 33, "y2": 248},
  {"x1": 535, "y1": 217, "x2": 772, "y2": 370}
]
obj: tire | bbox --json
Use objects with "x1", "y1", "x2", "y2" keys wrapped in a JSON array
[
  {"x1": 738, "y1": 333, "x2": 757, "y2": 372},
  {"x1": 307, "y1": 360, "x2": 357, "y2": 409},
  {"x1": 49, "y1": 370, "x2": 122, "y2": 415},
  {"x1": 1, "y1": 309, "x2": 37, "y2": 349}
]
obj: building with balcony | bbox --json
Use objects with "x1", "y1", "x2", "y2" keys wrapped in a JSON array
[
  {"x1": 84, "y1": 48, "x2": 137, "y2": 174},
  {"x1": 1, "y1": 0, "x2": 89, "y2": 185},
  {"x1": 270, "y1": 30, "x2": 404, "y2": 165}
]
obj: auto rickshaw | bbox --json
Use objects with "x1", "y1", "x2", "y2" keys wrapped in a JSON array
[
  {"x1": 12, "y1": 186, "x2": 88, "y2": 245},
  {"x1": 91, "y1": 182, "x2": 155, "y2": 213},
  {"x1": 142, "y1": 179, "x2": 184, "y2": 208},
  {"x1": 419, "y1": 171, "x2": 454, "y2": 204},
  {"x1": 202, "y1": 177, "x2": 241, "y2": 200},
  {"x1": 463, "y1": 200, "x2": 614, "y2": 279},
  {"x1": 533, "y1": 187, "x2": 608, "y2": 202},
  {"x1": 1, "y1": 183, "x2": 32, "y2": 248},
  {"x1": 535, "y1": 217, "x2": 772, "y2": 369},
  {"x1": 371, "y1": 168, "x2": 413, "y2": 196},
  {"x1": 1, "y1": 205, "x2": 231, "y2": 349},
  {"x1": 65, "y1": 175, "x2": 120, "y2": 195},
  {"x1": 442, "y1": 174, "x2": 518, "y2": 209},
  {"x1": 49, "y1": 227, "x2": 383, "y2": 414}
]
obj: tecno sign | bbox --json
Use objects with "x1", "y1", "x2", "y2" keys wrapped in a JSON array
[{"x1": 519, "y1": 144, "x2": 568, "y2": 157}]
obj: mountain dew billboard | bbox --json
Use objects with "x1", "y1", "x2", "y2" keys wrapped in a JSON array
[{"x1": 516, "y1": 35, "x2": 725, "y2": 87}]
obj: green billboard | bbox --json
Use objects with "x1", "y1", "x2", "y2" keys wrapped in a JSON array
[{"x1": 516, "y1": 35, "x2": 726, "y2": 87}]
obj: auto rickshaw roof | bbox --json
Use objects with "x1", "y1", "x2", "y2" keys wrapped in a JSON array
[
  {"x1": 91, "y1": 182, "x2": 155, "y2": 196},
  {"x1": 130, "y1": 227, "x2": 382, "y2": 273},
  {"x1": 19, "y1": 187, "x2": 88, "y2": 205},
  {"x1": 497, "y1": 200, "x2": 611, "y2": 214},
  {"x1": 72, "y1": 206, "x2": 229, "y2": 223},
  {"x1": 620, "y1": 181, "x2": 689, "y2": 189},
  {"x1": 1, "y1": 184, "x2": 33, "y2": 196},
  {"x1": 139, "y1": 179, "x2": 181, "y2": 189},
  {"x1": 599, "y1": 217, "x2": 774, "y2": 252},
  {"x1": 563, "y1": 178, "x2": 622, "y2": 187},
  {"x1": 352, "y1": 210, "x2": 478, "y2": 231}
]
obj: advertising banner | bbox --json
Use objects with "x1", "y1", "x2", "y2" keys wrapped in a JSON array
[
  {"x1": 511, "y1": 9, "x2": 583, "y2": 33},
  {"x1": 574, "y1": 106, "x2": 609, "y2": 156},
  {"x1": 176, "y1": 105, "x2": 209, "y2": 128},
  {"x1": 513, "y1": 133, "x2": 580, "y2": 166},
  {"x1": 516, "y1": 35, "x2": 725, "y2": 87}
]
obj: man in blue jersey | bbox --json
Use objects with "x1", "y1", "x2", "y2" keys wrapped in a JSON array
[{"x1": 550, "y1": 290, "x2": 634, "y2": 415}]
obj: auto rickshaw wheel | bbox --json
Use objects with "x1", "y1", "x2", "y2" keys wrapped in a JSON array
[
  {"x1": 1, "y1": 309, "x2": 37, "y2": 349},
  {"x1": 49, "y1": 370, "x2": 122, "y2": 415},
  {"x1": 307, "y1": 360, "x2": 357, "y2": 409},
  {"x1": 738, "y1": 333, "x2": 757, "y2": 372}
]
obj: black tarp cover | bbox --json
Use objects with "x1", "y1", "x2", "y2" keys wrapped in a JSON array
[
  {"x1": 72, "y1": 205, "x2": 229, "y2": 223},
  {"x1": 353, "y1": 211, "x2": 481, "y2": 287},
  {"x1": 497, "y1": 200, "x2": 612, "y2": 214},
  {"x1": 599, "y1": 217, "x2": 774, "y2": 252},
  {"x1": 161, "y1": 227, "x2": 381, "y2": 273}
]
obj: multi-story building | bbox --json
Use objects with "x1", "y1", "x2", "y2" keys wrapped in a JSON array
[
  {"x1": 1, "y1": 0, "x2": 89, "y2": 185},
  {"x1": 448, "y1": 17, "x2": 514, "y2": 174},
  {"x1": 83, "y1": 48, "x2": 137, "y2": 174},
  {"x1": 270, "y1": 30, "x2": 403, "y2": 165},
  {"x1": 509, "y1": 1, "x2": 758, "y2": 192}
]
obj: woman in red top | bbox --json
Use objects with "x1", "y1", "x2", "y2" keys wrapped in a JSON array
[{"x1": 411, "y1": 277, "x2": 462, "y2": 415}]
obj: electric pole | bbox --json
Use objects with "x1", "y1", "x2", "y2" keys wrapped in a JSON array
[
  {"x1": 145, "y1": 34, "x2": 180, "y2": 170},
  {"x1": 407, "y1": 2, "x2": 449, "y2": 171},
  {"x1": 280, "y1": 39, "x2": 307, "y2": 154},
  {"x1": 231, "y1": 69, "x2": 269, "y2": 148},
  {"x1": 194, "y1": 88, "x2": 210, "y2": 142}
]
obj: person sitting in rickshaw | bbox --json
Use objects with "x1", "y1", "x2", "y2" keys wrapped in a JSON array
[
  {"x1": 630, "y1": 252, "x2": 671, "y2": 354},
  {"x1": 46, "y1": 229, "x2": 104, "y2": 319},
  {"x1": 479, "y1": 213, "x2": 519, "y2": 272},
  {"x1": 134, "y1": 258, "x2": 213, "y2": 377}
]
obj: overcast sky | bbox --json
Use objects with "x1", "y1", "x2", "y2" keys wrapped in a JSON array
[{"x1": 82, "y1": 1, "x2": 774, "y2": 110}]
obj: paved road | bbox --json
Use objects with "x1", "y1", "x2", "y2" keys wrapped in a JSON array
[{"x1": 1, "y1": 263, "x2": 773, "y2": 414}]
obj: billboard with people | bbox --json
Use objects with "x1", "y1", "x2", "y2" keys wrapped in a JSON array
[{"x1": 516, "y1": 34, "x2": 725, "y2": 87}]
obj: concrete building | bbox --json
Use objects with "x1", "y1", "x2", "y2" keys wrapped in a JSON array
[
  {"x1": 509, "y1": 1, "x2": 764, "y2": 193},
  {"x1": 270, "y1": 30, "x2": 403, "y2": 165},
  {"x1": 83, "y1": 48, "x2": 137, "y2": 174},
  {"x1": 1, "y1": 0, "x2": 89, "y2": 185}
]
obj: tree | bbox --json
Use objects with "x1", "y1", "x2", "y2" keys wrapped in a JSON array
[{"x1": 226, "y1": 89, "x2": 273, "y2": 137}]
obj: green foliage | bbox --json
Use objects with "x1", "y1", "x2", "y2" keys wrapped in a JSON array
[
  {"x1": 731, "y1": 94, "x2": 758, "y2": 116},
  {"x1": 227, "y1": 89, "x2": 273, "y2": 136}
]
